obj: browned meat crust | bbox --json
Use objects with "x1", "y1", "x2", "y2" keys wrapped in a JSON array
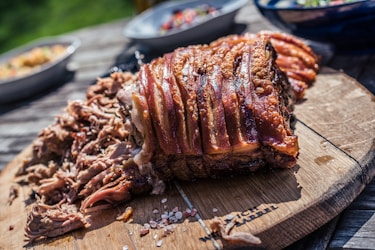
[
  {"x1": 16, "y1": 31, "x2": 318, "y2": 242},
  {"x1": 143, "y1": 37, "x2": 298, "y2": 181}
]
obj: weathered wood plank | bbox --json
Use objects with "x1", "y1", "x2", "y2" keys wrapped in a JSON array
[
  {"x1": 329, "y1": 210, "x2": 375, "y2": 250},
  {"x1": 294, "y1": 68, "x2": 375, "y2": 181},
  {"x1": 177, "y1": 122, "x2": 364, "y2": 249},
  {"x1": 0, "y1": 120, "x2": 367, "y2": 250},
  {"x1": 286, "y1": 217, "x2": 340, "y2": 250},
  {"x1": 1, "y1": 2, "x2": 375, "y2": 249},
  {"x1": 122, "y1": 190, "x2": 216, "y2": 250},
  {"x1": 349, "y1": 180, "x2": 375, "y2": 210},
  {"x1": 327, "y1": 55, "x2": 370, "y2": 79}
]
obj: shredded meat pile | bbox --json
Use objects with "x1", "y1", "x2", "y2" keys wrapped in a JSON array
[
  {"x1": 18, "y1": 72, "x2": 151, "y2": 242},
  {"x1": 16, "y1": 31, "x2": 319, "y2": 242}
]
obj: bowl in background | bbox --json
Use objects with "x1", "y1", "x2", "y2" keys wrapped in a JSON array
[
  {"x1": 0, "y1": 36, "x2": 80, "y2": 104},
  {"x1": 254, "y1": 0, "x2": 375, "y2": 52},
  {"x1": 123, "y1": 0, "x2": 248, "y2": 51}
]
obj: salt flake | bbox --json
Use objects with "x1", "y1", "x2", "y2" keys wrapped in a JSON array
[{"x1": 156, "y1": 239, "x2": 163, "y2": 247}]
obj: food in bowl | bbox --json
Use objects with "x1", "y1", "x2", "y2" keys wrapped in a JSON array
[
  {"x1": 123, "y1": 0, "x2": 248, "y2": 49},
  {"x1": 0, "y1": 45, "x2": 67, "y2": 80},
  {"x1": 296, "y1": 0, "x2": 361, "y2": 7},
  {"x1": 0, "y1": 36, "x2": 80, "y2": 104},
  {"x1": 254, "y1": 0, "x2": 374, "y2": 51},
  {"x1": 159, "y1": 4, "x2": 220, "y2": 34}
]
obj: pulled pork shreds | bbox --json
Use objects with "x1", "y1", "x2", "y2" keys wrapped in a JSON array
[
  {"x1": 19, "y1": 72, "x2": 153, "y2": 242},
  {"x1": 25, "y1": 202, "x2": 89, "y2": 242},
  {"x1": 210, "y1": 217, "x2": 262, "y2": 245}
]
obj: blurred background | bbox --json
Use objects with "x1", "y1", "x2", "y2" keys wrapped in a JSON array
[{"x1": 0, "y1": 0, "x2": 143, "y2": 54}]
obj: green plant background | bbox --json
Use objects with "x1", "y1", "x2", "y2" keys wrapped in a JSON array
[{"x1": 0, "y1": 0, "x2": 137, "y2": 54}]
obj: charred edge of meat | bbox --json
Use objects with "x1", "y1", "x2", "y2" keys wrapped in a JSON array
[{"x1": 212, "y1": 31, "x2": 320, "y2": 100}]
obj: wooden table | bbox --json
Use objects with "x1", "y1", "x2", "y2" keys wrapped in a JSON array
[{"x1": 1, "y1": 2, "x2": 374, "y2": 249}]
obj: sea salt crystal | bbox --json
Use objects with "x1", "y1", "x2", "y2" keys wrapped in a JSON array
[
  {"x1": 156, "y1": 239, "x2": 163, "y2": 247},
  {"x1": 139, "y1": 228, "x2": 149, "y2": 237},
  {"x1": 164, "y1": 224, "x2": 175, "y2": 234},
  {"x1": 226, "y1": 214, "x2": 235, "y2": 220},
  {"x1": 191, "y1": 208, "x2": 198, "y2": 216},
  {"x1": 123, "y1": 245, "x2": 129, "y2": 250},
  {"x1": 212, "y1": 208, "x2": 218, "y2": 213},
  {"x1": 161, "y1": 198, "x2": 168, "y2": 204},
  {"x1": 149, "y1": 220, "x2": 157, "y2": 229},
  {"x1": 175, "y1": 211, "x2": 183, "y2": 220},
  {"x1": 171, "y1": 217, "x2": 178, "y2": 223},
  {"x1": 183, "y1": 211, "x2": 190, "y2": 218}
]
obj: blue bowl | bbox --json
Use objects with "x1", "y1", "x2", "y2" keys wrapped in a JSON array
[{"x1": 254, "y1": 0, "x2": 375, "y2": 51}]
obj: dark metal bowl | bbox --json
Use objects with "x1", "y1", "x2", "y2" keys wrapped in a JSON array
[
  {"x1": 123, "y1": 0, "x2": 248, "y2": 50},
  {"x1": 0, "y1": 36, "x2": 80, "y2": 104},
  {"x1": 254, "y1": 0, "x2": 375, "y2": 52}
]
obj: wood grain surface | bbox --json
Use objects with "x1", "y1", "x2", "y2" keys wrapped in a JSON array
[
  {"x1": 1, "y1": 68, "x2": 374, "y2": 250},
  {"x1": 1, "y1": 2, "x2": 375, "y2": 249}
]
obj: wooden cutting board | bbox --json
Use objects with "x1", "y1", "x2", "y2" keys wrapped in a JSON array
[{"x1": 0, "y1": 67, "x2": 374, "y2": 250}]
